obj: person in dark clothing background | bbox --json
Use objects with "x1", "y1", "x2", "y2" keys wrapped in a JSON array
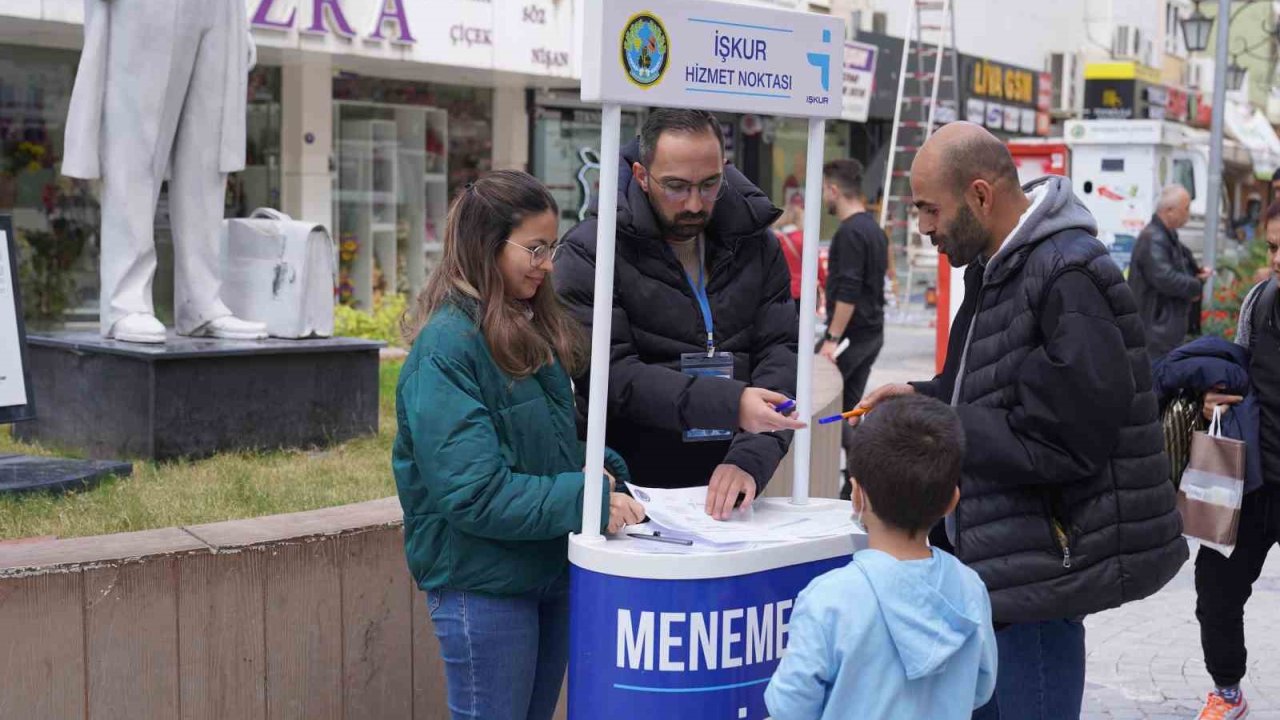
[
  {"x1": 854, "y1": 122, "x2": 1186, "y2": 720},
  {"x1": 1128, "y1": 184, "x2": 1210, "y2": 362},
  {"x1": 554, "y1": 109, "x2": 804, "y2": 520},
  {"x1": 1189, "y1": 201, "x2": 1280, "y2": 720},
  {"x1": 818, "y1": 158, "x2": 888, "y2": 422}
]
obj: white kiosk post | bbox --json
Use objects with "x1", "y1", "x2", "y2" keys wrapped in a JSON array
[{"x1": 570, "y1": 3, "x2": 858, "y2": 718}]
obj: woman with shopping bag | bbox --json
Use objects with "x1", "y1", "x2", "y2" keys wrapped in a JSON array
[{"x1": 1183, "y1": 201, "x2": 1280, "y2": 720}]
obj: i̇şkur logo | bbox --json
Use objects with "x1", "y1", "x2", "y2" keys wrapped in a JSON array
[{"x1": 621, "y1": 13, "x2": 669, "y2": 88}]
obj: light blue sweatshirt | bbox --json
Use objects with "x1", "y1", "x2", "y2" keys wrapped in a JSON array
[{"x1": 766, "y1": 547, "x2": 997, "y2": 720}]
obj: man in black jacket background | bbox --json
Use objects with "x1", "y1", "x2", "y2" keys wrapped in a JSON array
[
  {"x1": 1129, "y1": 184, "x2": 1209, "y2": 362},
  {"x1": 554, "y1": 109, "x2": 804, "y2": 520},
  {"x1": 856, "y1": 123, "x2": 1186, "y2": 719}
]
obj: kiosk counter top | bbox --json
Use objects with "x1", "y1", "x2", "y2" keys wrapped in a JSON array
[{"x1": 570, "y1": 497, "x2": 865, "y2": 580}]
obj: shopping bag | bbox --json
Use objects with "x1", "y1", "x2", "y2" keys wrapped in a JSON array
[
  {"x1": 1176, "y1": 405, "x2": 1245, "y2": 556},
  {"x1": 220, "y1": 208, "x2": 336, "y2": 339}
]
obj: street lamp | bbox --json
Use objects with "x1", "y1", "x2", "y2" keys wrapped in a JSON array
[
  {"x1": 1226, "y1": 56, "x2": 1248, "y2": 90},
  {"x1": 1182, "y1": 0, "x2": 1232, "y2": 296},
  {"x1": 1181, "y1": 1, "x2": 1215, "y2": 53}
]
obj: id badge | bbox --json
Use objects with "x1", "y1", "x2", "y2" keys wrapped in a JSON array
[{"x1": 680, "y1": 351, "x2": 735, "y2": 442}]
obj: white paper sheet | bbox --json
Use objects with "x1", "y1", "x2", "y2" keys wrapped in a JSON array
[{"x1": 624, "y1": 483, "x2": 855, "y2": 546}]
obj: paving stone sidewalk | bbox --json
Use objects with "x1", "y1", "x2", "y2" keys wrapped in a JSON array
[{"x1": 1083, "y1": 549, "x2": 1280, "y2": 719}]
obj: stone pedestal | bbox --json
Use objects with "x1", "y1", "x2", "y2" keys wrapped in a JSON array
[
  {"x1": 15, "y1": 333, "x2": 382, "y2": 461},
  {"x1": 0, "y1": 455, "x2": 132, "y2": 493}
]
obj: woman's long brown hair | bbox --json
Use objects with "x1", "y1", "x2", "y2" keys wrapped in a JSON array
[{"x1": 401, "y1": 170, "x2": 586, "y2": 378}]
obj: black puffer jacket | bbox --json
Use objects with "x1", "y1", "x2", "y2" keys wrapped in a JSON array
[
  {"x1": 554, "y1": 139, "x2": 796, "y2": 491},
  {"x1": 914, "y1": 177, "x2": 1187, "y2": 623},
  {"x1": 1129, "y1": 215, "x2": 1203, "y2": 361}
]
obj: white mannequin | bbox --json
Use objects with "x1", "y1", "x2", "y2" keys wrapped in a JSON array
[{"x1": 62, "y1": 0, "x2": 266, "y2": 343}]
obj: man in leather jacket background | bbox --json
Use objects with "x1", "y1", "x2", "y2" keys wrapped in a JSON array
[{"x1": 1129, "y1": 185, "x2": 1210, "y2": 362}]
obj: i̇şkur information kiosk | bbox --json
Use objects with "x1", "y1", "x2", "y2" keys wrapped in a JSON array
[{"x1": 569, "y1": 3, "x2": 866, "y2": 717}]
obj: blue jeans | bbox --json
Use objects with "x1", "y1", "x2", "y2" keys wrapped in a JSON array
[
  {"x1": 426, "y1": 573, "x2": 570, "y2": 720},
  {"x1": 972, "y1": 619, "x2": 1086, "y2": 720}
]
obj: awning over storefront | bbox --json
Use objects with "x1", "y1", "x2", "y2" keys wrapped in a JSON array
[{"x1": 1224, "y1": 101, "x2": 1280, "y2": 180}]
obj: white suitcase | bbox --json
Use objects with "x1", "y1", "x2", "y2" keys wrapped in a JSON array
[{"x1": 220, "y1": 208, "x2": 336, "y2": 339}]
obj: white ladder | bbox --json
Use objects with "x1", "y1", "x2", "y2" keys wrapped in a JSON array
[{"x1": 878, "y1": 0, "x2": 960, "y2": 320}]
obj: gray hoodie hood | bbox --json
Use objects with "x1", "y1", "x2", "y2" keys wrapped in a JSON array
[{"x1": 984, "y1": 175, "x2": 1098, "y2": 285}]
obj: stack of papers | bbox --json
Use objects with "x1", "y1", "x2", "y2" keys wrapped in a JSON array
[{"x1": 617, "y1": 483, "x2": 855, "y2": 553}]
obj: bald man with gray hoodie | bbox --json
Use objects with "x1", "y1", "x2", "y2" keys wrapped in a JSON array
[{"x1": 856, "y1": 123, "x2": 1186, "y2": 720}]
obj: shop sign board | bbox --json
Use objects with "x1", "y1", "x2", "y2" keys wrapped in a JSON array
[
  {"x1": 1065, "y1": 119, "x2": 1166, "y2": 146},
  {"x1": 966, "y1": 97, "x2": 986, "y2": 124},
  {"x1": 1084, "y1": 78, "x2": 1138, "y2": 120},
  {"x1": 840, "y1": 40, "x2": 877, "y2": 123},
  {"x1": 581, "y1": 0, "x2": 844, "y2": 119},
  {"x1": 0, "y1": 216, "x2": 33, "y2": 424},
  {"x1": 959, "y1": 54, "x2": 1042, "y2": 136},
  {"x1": 248, "y1": 0, "x2": 576, "y2": 79}
]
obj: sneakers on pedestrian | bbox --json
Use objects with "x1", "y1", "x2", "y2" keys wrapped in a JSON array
[{"x1": 1195, "y1": 689, "x2": 1249, "y2": 720}]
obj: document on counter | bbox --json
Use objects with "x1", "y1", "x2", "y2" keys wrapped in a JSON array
[
  {"x1": 624, "y1": 483, "x2": 855, "y2": 545},
  {"x1": 609, "y1": 519, "x2": 757, "y2": 555}
]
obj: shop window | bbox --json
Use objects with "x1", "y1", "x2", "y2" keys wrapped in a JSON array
[
  {"x1": 228, "y1": 67, "x2": 283, "y2": 218},
  {"x1": 0, "y1": 45, "x2": 97, "y2": 326},
  {"x1": 332, "y1": 76, "x2": 494, "y2": 308},
  {"x1": 1172, "y1": 158, "x2": 1196, "y2": 200},
  {"x1": 533, "y1": 105, "x2": 641, "y2": 238},
  {"x1": 770, "y1": 118, "x2": 850, "y2": 241}
]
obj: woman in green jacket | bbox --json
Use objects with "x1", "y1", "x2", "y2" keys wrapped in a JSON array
[{"x1": 394, "y1": 170, "x2": 645, "y2": 720}]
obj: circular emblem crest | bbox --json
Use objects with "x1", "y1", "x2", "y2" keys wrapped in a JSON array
[{"x1": 621, "y1": 13, "x2": 669, "y2": 88}]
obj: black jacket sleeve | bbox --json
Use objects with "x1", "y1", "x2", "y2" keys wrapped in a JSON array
[
  {"x1": 954, "y1": 269, "x2": 1134, "y2": 486},
  {"x1": 1136, "y1": 227, "x2": 1201, "y2": 301},
  {"x1": 553, "y1": 228, "x2": 747, "y2": 434},
  {"x1": 725, "y1": 237, "x2": 798, "y2": 491}
]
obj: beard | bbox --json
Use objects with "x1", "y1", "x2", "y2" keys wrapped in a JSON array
[
  {"x1": 931, "y1": 203, "x2": 992, "y2": 268},
  {"x1": 649, "y1": 191, "x2": 711, "y2": 240}
]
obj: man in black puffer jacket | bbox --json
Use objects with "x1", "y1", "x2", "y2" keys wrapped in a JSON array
[
  {"x1": 555, "y1": 109, "x2": 803, "y2": 520},
  {"x1": 856, "y1": 123, "x2": 1187, "y2": 720}
]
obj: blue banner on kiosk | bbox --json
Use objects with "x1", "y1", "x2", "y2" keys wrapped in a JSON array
[{"x1": 569, "y1": 555, "x2": 849, "y2": 718}]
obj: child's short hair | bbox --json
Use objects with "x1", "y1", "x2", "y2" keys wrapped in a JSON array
[{"x1": 847, "y1": 395, "x2": 965, "y2": 535}]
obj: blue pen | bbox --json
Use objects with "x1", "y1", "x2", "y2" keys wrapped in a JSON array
[{"x1": 774, "y1": 399, "x2": 796, "y2": 414}]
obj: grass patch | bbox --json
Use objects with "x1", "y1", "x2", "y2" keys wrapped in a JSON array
[{"x1": 0, "y1": 361, "x2": 405, "y2": 541}]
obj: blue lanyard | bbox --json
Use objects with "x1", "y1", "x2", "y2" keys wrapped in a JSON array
[{"x1": 682, "y1": 236, "x2": 715, "y2": 356}]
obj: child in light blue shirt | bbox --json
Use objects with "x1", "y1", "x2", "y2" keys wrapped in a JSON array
[{"x1": 766, "y1": 395, "x2": 997, "y2": 720}]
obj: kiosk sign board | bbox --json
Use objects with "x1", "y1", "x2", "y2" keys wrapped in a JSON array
[
  {"x1": 571, "y1": 554, "x2": 849, "y2": 718},
  {"x1": 580, "y1": 0, "x2": 843, "y2": 119},
  {"x1": 0, "y1": 216, "x2": 34, "y2": 423}
]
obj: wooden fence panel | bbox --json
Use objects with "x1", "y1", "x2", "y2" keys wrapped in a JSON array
[
  {"x1": 85, "y1": 559, "x2": 180, "y2": 719},
  {"x1": 178, "y1": 550, "x2": 267, "y2": 720},
  {"x1": 342, "y1": 529, "x2": 413, "y2": 720},
  {"x1": 265, "y1": 542, "x2": 343, "y2": 720},
  {"x1": 0, "y1": 571, "x2": 85, "y2": 720}
]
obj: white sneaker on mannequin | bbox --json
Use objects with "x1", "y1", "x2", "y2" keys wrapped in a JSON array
[
  {"x1": 190, "y1": 316, "x2": 268, "y2": 341},
  {"x1": 108, "y1": 313, "x2": 167, "y2": 344}
]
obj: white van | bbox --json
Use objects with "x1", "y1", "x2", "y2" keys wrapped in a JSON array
[{"x1": 1064, "y1": 119, "x2": 1221, "y2": 271}]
